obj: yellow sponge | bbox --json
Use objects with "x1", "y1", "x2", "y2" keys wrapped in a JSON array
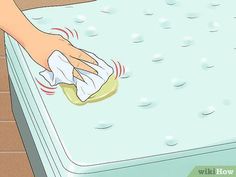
[{"x1": 60, "y1": 75, "x2": 118, "y2": 105}]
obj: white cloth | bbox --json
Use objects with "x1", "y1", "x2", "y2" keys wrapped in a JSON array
[{"x1": 40, "y1": 50, "x2": 113, "y2": 102}]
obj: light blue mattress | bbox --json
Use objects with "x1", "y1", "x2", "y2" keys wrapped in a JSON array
[{"x1": 5, "y1": 0, "x2": 236, "y2": 176}]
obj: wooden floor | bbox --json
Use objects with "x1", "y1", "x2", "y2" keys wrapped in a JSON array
[{"x1": 0, "y1": 30, "x2": 34, "y2": 177}]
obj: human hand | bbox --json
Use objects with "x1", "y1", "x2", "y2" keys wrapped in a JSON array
[
  {"x1": 0, "y1": 0, "x2": 97, "y2": 81},
  {"x1": 23, "y1": 31, "x2": 97, "y2": 81}
]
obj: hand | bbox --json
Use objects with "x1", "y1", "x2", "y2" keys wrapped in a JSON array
[
  {"x1": 23, "y1": 31, "x2": 97, "y2": 81},
  {"x1": 0, "y1": 0, "x2": 97, "y2": 81}
]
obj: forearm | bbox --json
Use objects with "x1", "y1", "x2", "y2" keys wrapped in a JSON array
[{"x1": 0, "y1": 0, "x2": 41, "y2": 46}]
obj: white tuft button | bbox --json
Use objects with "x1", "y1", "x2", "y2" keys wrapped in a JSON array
[
  {"x1": 181, "y1": 36, "x2": 193, "y2": 47},
  {"x1": 186, "y1": 13, "x2": 199, "y2": 19},
  {"x1": 159, "y1": 18, "x2": 171, "y2": 29},
  {"x1": 172, "y1": 78, "x2": 186, "y2": 87},
  {"x1": 131, "y1": 33, "x2": 144, "y2": 43},
  {"x1": 166, "y1": 0, "x2": 177, "y2": 5},
  {"x1": 208, "y1": 21, "x2": 220, "y2": 32},
  {"x1": 143, "y1": 9, "x2": 154, "y2": 15},
  {"x1": 201, "y1": 58, "x2": 214, "y2": 69},
  {"x1": 95, "y1": 122, "x2": 113, "y2": 129},
  {"x1": 152, "y1": 53, "x2": 164, "y2": 62},
  {"x1": 165, "y1": 136, "x2": 178, "y2": 146},
  {"x1": 201, "y1": 106, "x2": 215, "y2": 116},
  {"x1": 101, "y1": 5, "x2": 115, "y2": 14},
  {"x1": 210, "y1": 1, "x2": 221, "y2": 6},
  {"x1": 75, "y1": 15, "x2": 86, "y2": 23},
  {"x1": 86, "y1": 26, "x2": 98, "y2": 37},
  {"x1": 138, "y1": 97, "x2": 152, "y2": 107}
]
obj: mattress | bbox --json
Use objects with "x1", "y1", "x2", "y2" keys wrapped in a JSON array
[{"x1": 5, "y1": 0, "x2": 236, "y2": 176}]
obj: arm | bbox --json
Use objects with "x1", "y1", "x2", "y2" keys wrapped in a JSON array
[
  {"x1": 0, "y1": 0, "x2": 97, "y2": 80},
  {"x1": 0, "y1": 0, "x2": 39, "y2": 46}
]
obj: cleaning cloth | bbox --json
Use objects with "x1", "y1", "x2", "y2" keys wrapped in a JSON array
[{"x1": 40, "y1": 50, "x2": 114, "y2": 102}]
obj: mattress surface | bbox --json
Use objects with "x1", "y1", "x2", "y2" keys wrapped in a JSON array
[{"x1": 5, "y1": 0, "x2": 236, "y2": 175}]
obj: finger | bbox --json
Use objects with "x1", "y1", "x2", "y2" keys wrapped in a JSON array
[
  {"x1": 73, "y1": 69, "x2": 84, "y2": 81},
  {"x1": 66, "y1": 55, "x2": 98, "y2": 75},
  {"x1": 41, "y1": 62, "x2": 51, "y2": 71},
  {"x1": 68, "y1": 45, "x2": 98, "y2": 65}
]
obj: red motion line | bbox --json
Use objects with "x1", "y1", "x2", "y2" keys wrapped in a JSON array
[
  {"x1": 112, "y1": 60, "x2": 118, "y2": 79},
  {"x1": 51, "y1": 28, "x2": 69, "y2": 39},
  {"x1": 74, "y1": 29, "x2": 79, "y2": 39},
  {"x1": 122, "y1": 65, "x2": 126, "y2": 75},
  {"x1": 46, "y1": 93, "x2": 55, "y2": 95},
  {"x1": 117, "y1": 61, "x2": 122, "y2": 77},
  {"x1": 65, "y1": 27, "x2": 74, "y2": 38},
  {"x1": 36, "y1": 79, "x2": 56, "y2": 90},
  {"x1": 40, "y1": 88, "x2": 55, "y2": 94}
]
